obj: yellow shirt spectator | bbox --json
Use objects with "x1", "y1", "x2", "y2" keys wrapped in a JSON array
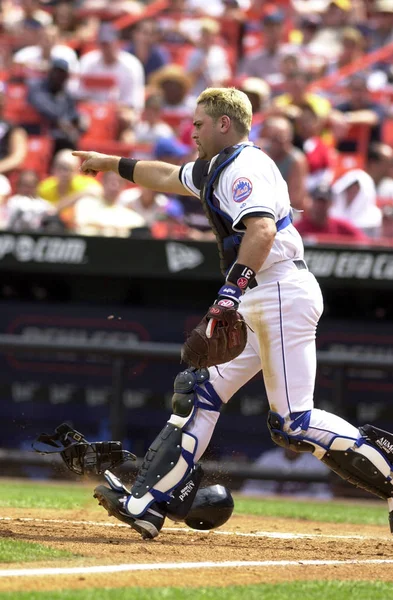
[
  {"x1": 274, "y1": 92, "x2": 331, "y2": 121},
  {"x1": 37, "y1": 149, "x2": 103, "y2": 229},
  {"x1": 38, "y1": 173, "x2": 102, "y2": 205}
]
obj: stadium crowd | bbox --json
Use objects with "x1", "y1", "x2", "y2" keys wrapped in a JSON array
[{"x1": 1, "y1": 0, "x2": 393, "y2": 243}]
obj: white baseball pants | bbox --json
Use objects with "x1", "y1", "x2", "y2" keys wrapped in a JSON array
[{"x1": 187, "y1": 260, "x2": 359, "y2": 460}]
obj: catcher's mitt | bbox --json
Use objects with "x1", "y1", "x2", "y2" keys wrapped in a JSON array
[{"x1": 181, "y1": 304, "x2": 247, "y2": 369}]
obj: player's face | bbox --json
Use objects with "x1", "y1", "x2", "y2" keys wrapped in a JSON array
[{"x1": 192, "y1": 104, "x2": 221, "y2": 160}]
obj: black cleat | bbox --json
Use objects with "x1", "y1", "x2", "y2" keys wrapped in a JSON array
[{"x1": 93, "y1": 485, "x2": 165, "y2": 540}]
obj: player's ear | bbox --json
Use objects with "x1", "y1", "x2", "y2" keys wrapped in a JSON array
[{"x1": 220, "y1": 115, "x2": 231, "y2": 133}]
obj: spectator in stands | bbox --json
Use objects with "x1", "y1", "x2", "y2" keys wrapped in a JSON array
[
  {"x1": 270, "y1": 69, "x2": 332, "y2": 125},
  {"x1": 38, "y1": 148, "x2": 102, "y2": 228},
  {"x1": 297, "y1": 14, "x2": 322, "y2": 50},
  {"x1": 238, "y1": 9, "x2": 291, "y2": 83},
  {"x1": 369, "y1": 0, "x2": 393, "y2": 51},
  {"x1": 238, "y1": 77, "x2": 270, "y2": 142},
  {"x1": 334, "y1": 73, "x2": 386, "y2": 152},
  {"x1": 27, "y1": 58, "x2": 83, "y2": 153},
  {"x1": 295, "y1": 182, "x2": 368, "y2": 240},
  {"x1": 126, "y1": 19, "x2": 170, "y2": 79},
  {"x1": 331, "y1": 169, "x2": 382, "y2": 237},
  {"x1": 306, "y1": 0, "x2": 351, "y2": 60},
  {"x1": 327, "y1": 27, "x2": 365, "y2": 74},
  {"x1": 185, "y1": 18, "x2": 231, "y2": 97},
  {"x1": 241, "y1": 446, "x2": 333, "y2": 499},
  {"x1": 52, "y1": 1, "x2": 98, "y2": 47},
  {"x1": 3, "y1": 0, "x2": 53, "y2": 47},
  {"x1": 74, "y1": 171, "x2": 146, "y2": 237},
  {"x1": 295, "y1": 105, "x2": 334, "y2": 191},
  {"x1": 260, "y1": 116, "x2": 308, "y2": 211},
  {"x1": 13, "y1": 23, "x2": 80, "y2": 75},
  {"x1": 78, "y1": 22, "x2": 145, "y2": 135},
  {"x1": 152, "y1": 135, "x2": 192, "y2": 166},
  {"x1": 149, "y1": 65, "x2": 195, "y2": 116},
  {"x1": 0, "y1": 81, "x2": 28, "y2": 177},
  {"x1": 132, "y1": 91, "x2": 174, "y2": 146},
  {"x1": 3, "y1": 169, "x2": 54, "y2": 232},
  {"x1": 118, "y1": 185, "x2": 183, "y2": 230},
  {"x1": 367, "y1": 143, "x2": 393, "y2": 203}
]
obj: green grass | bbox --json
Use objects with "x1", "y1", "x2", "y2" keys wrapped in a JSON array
[
  {"x1": 0, "y1": 480, "x2": 388, "y2": 526},
  {"x1": 236, "y1": 496, "x2": 388, "y2": 526},
  {"x1": 0, "y1": 481, "x2": 92, "y2": 510},
  {"x1": 0, "y1": 582, "x2": 392, "y2": 600},
  {"x1": 0, "y1": 539, "x2": 73, "y2": 563}
]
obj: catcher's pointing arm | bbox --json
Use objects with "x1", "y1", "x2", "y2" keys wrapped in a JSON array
[{"x1": 72, "y1": 150, "x2": 193, "y2": 196}]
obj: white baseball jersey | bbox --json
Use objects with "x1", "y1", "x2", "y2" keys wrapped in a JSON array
[{"x1": 179, "y1": 142, "x2": 304, "y2": 273}]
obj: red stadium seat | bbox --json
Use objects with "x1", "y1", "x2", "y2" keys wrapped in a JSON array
[
  {"x1": 3, "y1": 83, "x2": 43, "y2": 127},
  {"x1": 383, "y1": 119, "x2": 393, "y2": 148},
  {"x1": 23, "y1": 136, "x2": 54, "y2": 179},
  {"x1": 78, "y1": 102, "x2": 119, "y2": 142},
  {"x1": 332, "y1": 152, "x2": 365, "y2": 180}
]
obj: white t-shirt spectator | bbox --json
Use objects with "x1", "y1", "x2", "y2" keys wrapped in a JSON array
[
  {"x1": 78, "y1": 50, "x2": 145, "y2": 110},
  {"x1": 13, "y1": 44, "x2": 80, "y2": 74},
  {"x1": 74, "y1": 194, "x2": 146, "y2": 237}
]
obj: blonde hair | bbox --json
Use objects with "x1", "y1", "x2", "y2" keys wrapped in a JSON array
[{"x1": 196, "y1": 88, "x2": 252, "y2": 136}]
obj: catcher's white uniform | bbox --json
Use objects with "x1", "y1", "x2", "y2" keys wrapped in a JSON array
[{"x1": 180, "y1": 143, "x2": 360, "y2": 459}]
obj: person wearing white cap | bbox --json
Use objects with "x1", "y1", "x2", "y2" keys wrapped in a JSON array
[{"x1": 331, "y1": 168, "x2": 382, "y2": 237}]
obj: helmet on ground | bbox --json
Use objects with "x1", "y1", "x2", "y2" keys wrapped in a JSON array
[{"x1": 184, "y1": 484, "x2": 234, "y2": 530}]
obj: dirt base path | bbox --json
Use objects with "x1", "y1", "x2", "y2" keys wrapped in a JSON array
[{"x1": 1, "y1": 506, "x2": 393, "y2": 592}]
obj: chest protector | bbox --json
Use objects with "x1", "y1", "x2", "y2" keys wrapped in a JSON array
[{"x1": 192, "y1": 144, "x2": 292, "y2": 276}]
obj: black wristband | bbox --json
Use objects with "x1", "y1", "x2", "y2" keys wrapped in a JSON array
[
  {"x1": 118, "y1": 157, "x2": 139, "y2": 183},
  {"x1": 226, "y1": 263, "x2": 256, "y2": 291}
]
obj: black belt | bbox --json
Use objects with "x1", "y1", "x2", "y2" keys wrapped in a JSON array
[{"x1": 249, "y1": 259, "x2": 308, "y2": 289}]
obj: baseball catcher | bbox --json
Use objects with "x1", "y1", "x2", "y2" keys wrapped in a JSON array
[{"x1": 73, "y1": 87, "x2": 393, "y2": 539}]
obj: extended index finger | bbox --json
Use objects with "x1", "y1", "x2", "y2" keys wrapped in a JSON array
[{"x1": 72, "y1": 151, "x2": 89, "y2": 158}]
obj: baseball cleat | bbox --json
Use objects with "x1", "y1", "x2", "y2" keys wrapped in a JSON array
[{"x1": 93, "y1": 485, "x2": 165, "y2": 540}]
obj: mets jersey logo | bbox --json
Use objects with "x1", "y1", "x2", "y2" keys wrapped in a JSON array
[{"x1": 232, "y1": 178, "x2": 253, "y2": 203}]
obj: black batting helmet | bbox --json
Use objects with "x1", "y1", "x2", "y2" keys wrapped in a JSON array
[{"x1": 184, "y1": 485, "x2": 234, "y2": 530}]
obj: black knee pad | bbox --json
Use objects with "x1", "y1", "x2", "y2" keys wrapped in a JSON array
[{"x1": 172, "y1": 368, "x2": 210, "y2": 417}]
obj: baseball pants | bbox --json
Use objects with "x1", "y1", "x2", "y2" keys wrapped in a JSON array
[{"x1": 187, "y1": 260, "x2": 360, "y2": 460}]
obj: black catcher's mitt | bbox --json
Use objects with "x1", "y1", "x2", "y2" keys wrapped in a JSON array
[
  {"x1": 32, "y1": 423, "x2": 136, "y2": 475},
  {"x1": 181, "y1": 303, "x2": 247, "y2": 369}
]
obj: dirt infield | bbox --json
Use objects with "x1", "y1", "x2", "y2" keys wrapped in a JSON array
[{"x1": 1, "y1": 505, "x2": 393, "y2": 593}]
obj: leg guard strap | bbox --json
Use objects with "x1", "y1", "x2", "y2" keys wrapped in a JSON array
[{"x1": 267, "y1": 411, "x2": 316, "y2": 453}]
